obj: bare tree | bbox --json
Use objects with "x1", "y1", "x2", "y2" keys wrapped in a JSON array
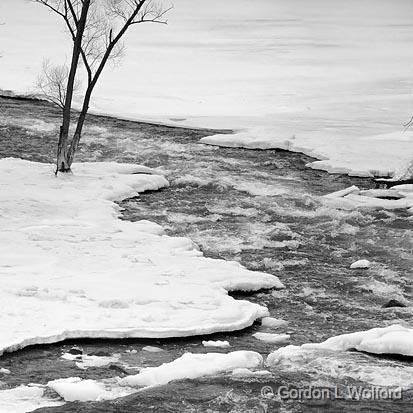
[
  {"x1": 33, "y1": 0, "x2": 171, "y2": 173},
  {"x1": 36, "y1": 60, "x2": 81, "y2": 109}
]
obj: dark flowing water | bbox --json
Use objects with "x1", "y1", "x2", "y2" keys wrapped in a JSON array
[{"x1": 0, "y1": 96, "x2": 412, "y2": 412}]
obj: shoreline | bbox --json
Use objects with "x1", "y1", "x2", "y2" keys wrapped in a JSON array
[
  {"x1": 1, "y1": 92, "x2": 411, "y2": 191},
  {"x1": 0, "y1": 91, "x2": 233, "y2": 134}
]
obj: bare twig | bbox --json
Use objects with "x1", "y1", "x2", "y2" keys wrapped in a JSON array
[{"x1": 403, "y1": 115, "x2": 413, "y2": 131}]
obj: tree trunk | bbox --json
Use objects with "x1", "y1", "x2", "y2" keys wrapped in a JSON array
[
  {"x1": 56, "y1": 126, "x2": 71, "y2": 174},
  {"x1": 66, "y1": 88, "x2": 92, "y2": 167},
  {"x1": 56, "y1": 0, "x2": 90, "y2": 174}
]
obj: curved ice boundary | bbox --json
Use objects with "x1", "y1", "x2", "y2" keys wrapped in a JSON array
[
  {"x1": 0, "y1": 158, "x2": 283, "y2": 356},
  {"x1": 200, "y1": 128, "x2": 413, "y2": 180}
]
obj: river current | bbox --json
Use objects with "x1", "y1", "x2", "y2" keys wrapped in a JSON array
[{"x1": 0, "y1": 97, "x2": 412, "y2": 412}]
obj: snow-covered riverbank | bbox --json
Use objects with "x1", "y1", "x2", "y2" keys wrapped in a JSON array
[{"x1": 0, "y1": 158, "x2": 283, "y2": 356}]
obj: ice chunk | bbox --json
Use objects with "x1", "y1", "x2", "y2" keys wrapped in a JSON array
[
  {"x1": 0, "y1": 385, "x2": 63, "y2": 412},
  {"x1": 252, "y1": 333, "x2": 290, "y2": 343},
  {"x1": 302, "y1": 324, "x2": 413, "y2": 356},
  {"x1": 350, "y1": 259, "x2": 371, "y2": 269},
  {"x1": 202, "y1": 340, "x2": 230, "y2": 348},
  {"x1": 48, "y1": 378, "x2": 108, "y2": 402},
  {"x1": 142, "y1": 346, "x2": 164, "y2": 353},
  {"x1": 121, "y1": 351, "x2": 263, "y2": 387}
]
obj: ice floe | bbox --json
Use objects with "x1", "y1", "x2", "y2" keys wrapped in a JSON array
[
  {"x1": 0, "y1": 158, "x2": 283, "y2": 356},
  {"x1": 48, "y1": 377, "x2": 133, "y2": 402},
  {"x1": 323, "y1": 185, "x2": 413, "y2": 212},
  {"x1": 142, "y1": 346, "x2": 165, "y2": 353},
  {"x1": 350, "y1": 259, "x2": 371, "y2": 269},
  {"x1": 5, "y1": 351, "x2": 265, "y2": 407},
  {"x1": 0, "y1": 385, "x2": 63, "y2": 412},
  {"x1": 302, "y1": 324, "x2": 413, "y2": 356},
  {"x1": 121, "y1": 351, "x2": 263, "y2": 387},
  {"x1": 48, "y1": 378, "x2": 109, "y2": 402},
  {"x1": 267, "y1": 325, "x2": 413, "y2": 360},
  {"x1": 252, "y1": 333, "x2": 290, "y2": 344},
  {"x1": 202, "y1": 340, "x2": 231, "y2": 348},
  {"x1": 261, "y1": 317, "x2": 288, "y2": 329}
]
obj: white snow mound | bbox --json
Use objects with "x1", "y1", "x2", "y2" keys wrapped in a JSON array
[
  {"x1": 0, "y1": 385, "x2": 63, "y2": 412},
  {"x1": 121, "y1": 351, "x2": 263, "y2": 387},
  {"x1": 253, "y1": 332, "x2": 290, "y2": 344},
  {"x1": 302, "y1": 325, "x2": 413, "y2": 356},
  {"x1": 350, "y1": 259, "x2": 371, "y2": 269},
  {"x1": 0, "y1": 158, "x2": 283, "y2": 355},
  {"x1": 48, "y1": 378, "x2": 108, "y2": 402},
  {"x1": 202, "y1": 340, "x2": 230, "y2": 348}
]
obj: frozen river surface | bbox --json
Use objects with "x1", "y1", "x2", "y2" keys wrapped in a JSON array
[{"x1": 1, "y1": 0, "x2": 413, "y2": 129}]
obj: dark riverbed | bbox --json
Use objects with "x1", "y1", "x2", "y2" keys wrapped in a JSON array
[{"x1": 0, "y1": 96, "x2": 412, "y2": 412}]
